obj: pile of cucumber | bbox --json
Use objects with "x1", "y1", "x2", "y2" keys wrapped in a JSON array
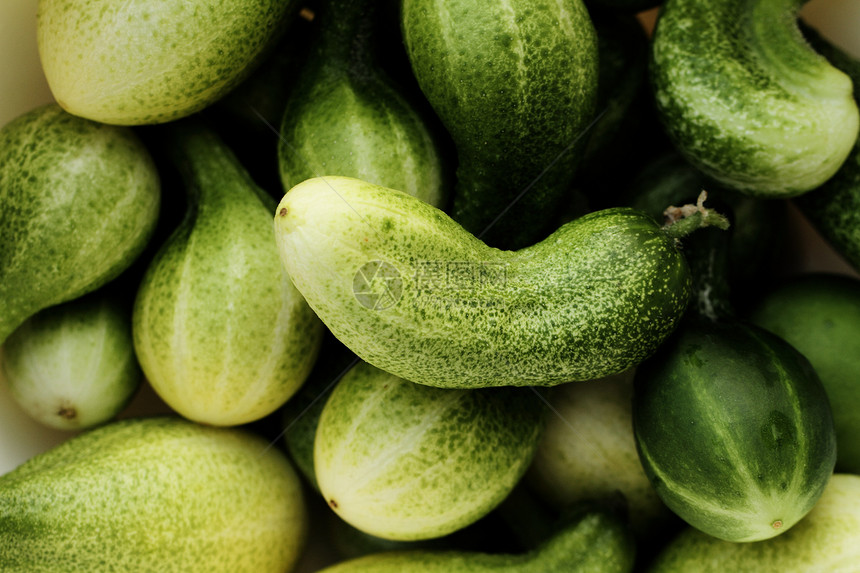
[{"x1": 2, "y1": 0, "x2": 860, "y2": 571}]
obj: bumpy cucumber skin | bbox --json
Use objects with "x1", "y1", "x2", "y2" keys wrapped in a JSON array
[
  {"x1": 648, "y1": 474, "x2": 860, "y2": 572},
  {"x1": 0, "y1": 417, "x2": 307, "y2": 572},
  {"x1": 274, "y1": 176, "x2": 691, "y2": 389},
  {"x1": 650, "y1": 0, "x2": 859, "y2": 197},
  {"x1": 0, "y1": 104, "x2": 160, "y2": 345},
  {"x1": 37, "y1": 0, "x2": 295, "y2": 125},
  {"x1": 748, "y1": 273, "x2": 860, "y2": 474},
  {"x1": 633, "y1": 321, "x2": 837, "y2": 542},
  {"x1": 401, "y1": 0, "x2": 599, "y2": 249},
  {"x1": 314, "y1": 361, "x2": 545, "y2": 541},
  {"x1": 317, "y1": 508, "x2": 635, "y2": 573},
  {"x1": 1, "y1": 294, "x2": 141, "y2": 430},
  {"x1": 133, "y1": 124, "x2": 323, "y2": 426}
]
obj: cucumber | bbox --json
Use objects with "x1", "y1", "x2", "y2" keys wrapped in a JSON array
[
  {"x1": 277, "y1": 0, "x2": 449, "y2": 208},
  {"x1": 313, "y1": 360, "x2": 545, "y2": 541},
  {"x1": 401, "y1": 0, "x2": 599, "y2": 249},
  {"x1": 649, "y1": 0, "x2": 859, "y2": 197},
  {"x1": 273, "y1": 176, "x2": 721, "y2": 389},
  {"x1": 37, "y1": 0, "x2": 297, "y2": 125},
  {"x1": 0, "y1": 104, "x2": 160, "y2": 345},
  {"x1": 748, "y1": 273, "x2": 860, "y2": 474},
  {"x1": 133, "y1": 120, "x2": 323, "y2": 426}
]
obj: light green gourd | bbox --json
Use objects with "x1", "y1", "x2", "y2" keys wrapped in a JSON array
[
  {"x1": 0, "y1": 103, "x2": 160, "y2": 346},
  {"x1": 133, "y1": 121, "x2": 323, "y2": 426},
  {"x1": 0, "y1": 416, "x2": 308, "y2": 572}
]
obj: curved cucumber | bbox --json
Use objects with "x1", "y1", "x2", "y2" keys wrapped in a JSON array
[
  {"x1": 278, "y1": 0, "x2": 448, "y2": 207},
  {"x1": 650, "y1": 0, "x2": 859, "y2": 197},
  {"x1": 633, "y1": 320, "x2": 836, "y2": 542},
  {"x1": 314, "y1": 361, "x2": 545, "y2": 541},
  {"x1": 274, "y1": 176, "x2": 694, "y2": 389},
  {"x1": 0, "y1": 104, "x2": 160, "y2": 345},
  {"x1": 133, "y1": 121, "x2": 323, "y2": 426},
  {"x1": 401, "y1": 0, "x2": 599, "y2": 249},
  {"x1": 1, "y1": 291, "x2": 140, "y2": 430}
]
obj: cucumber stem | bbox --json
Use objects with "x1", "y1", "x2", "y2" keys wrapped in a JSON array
[{"x1": 661, "y1": 191, "x2": 731, "y2": 241}]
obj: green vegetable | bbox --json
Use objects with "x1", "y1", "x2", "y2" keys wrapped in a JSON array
[
  {"x1": 0, "y1": 417, "x2": 307, "y2": 572},
  {"x1": 401, "y1": 0, "x2": 599, "y2": 248},
  {"x1": 0, "y1": 104, "x2": 160, "y2": 345},
  {"x1": 650, "y1": 0, "x2": 859, "y2": 197},
  {"x1": 1, "y1": 291, "x2": 140, "y2": 430},
  {"x1": 314, "y1": 361, "x2": 545, "y2": 541},
  {"x1": 278, "y1": 0, "x2": 449, "y2": 208},
  {"x1": 37, "y1": 0, "x2": 297, "y2": 125},
  {"x1": 133, "y1": 121, "x2": 323, "y2": 426},
  {"x1": 749, "y1": 273, "x2": 860, "y2": 474},
  {"x1": 273, "y1": 176, "x2": 722, "y2": 389}
]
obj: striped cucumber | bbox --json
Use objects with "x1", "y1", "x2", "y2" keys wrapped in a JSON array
[
  {"x1": 650, "y1": 0, "x2": 859, "y2": 197},
  {"x1": 273, "y1": 176, "x2": 728, "y2": 389}
]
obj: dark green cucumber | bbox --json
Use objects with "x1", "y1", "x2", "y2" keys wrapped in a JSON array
[
  {"x1": 401, "y1": 0, "x2": 599, "y2": 249},
  {"x1": 277, "y1": 0, "x2": 448, "y2": 207},
  {"x1": 272, "y1": 176, "x2": 724, "y2": 389},
  {"x1": 650, "y1": 0, "x2": 859, "y2": 197}
]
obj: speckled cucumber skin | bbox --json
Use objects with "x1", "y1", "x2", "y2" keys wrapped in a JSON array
[
  {"x1": 0, "y1": 416, "x2": 307, "y2": 572},
  {"x1": 133, "y1": 123, "x2": 323, "y2": 426},
  {"x1": 1, "y1": 293, "x2": 141, "y2": 430},
  {"x1": 633, "y1": 321, "x2": 837, "y2": 542},
  {"x1": 648, "y1": 473, "x2": 860, "y2": 572},
  {"x1": 314, "y1": 361, "x2": 545, "y2": 541},
  {"x1": 278, "y1": 0, "x2": 447, "y2": 207},
  {"x1": 748, "y1": 273, "x2": 860, "y2": 474},
  {"x1": 401, "y1": 0, "x2": 599, "y2": 249},
  {"x1": 0, "y1": 103, "x2": 160, "y2": 345},
  {"x1": 274, "y1": 176, "x2": 691, "y2": 389},
  {"x1": 650, "y1": 0, "x2": 859, "y2": 197},
  {"x1": 317, "y1": 507, "x2": 635, "y2": 572},
  {"x1": 37, "y1": 0, "x2": 296, "y2": 125}
]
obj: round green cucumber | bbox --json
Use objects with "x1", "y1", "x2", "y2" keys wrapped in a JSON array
[
  {"x1": 37, "y1": 0, "x2": 296, "y2": 125},
  {"x1": 274, "y1": 176, "x2": 695, "y2": 389},
  {"x1": 401, "y1": 0, "x2": 599, "y2": 249},
  {"x1": 650, "y1": 0, "x2": 859, "y2": 197},
  {"x1": 314, "y1": 360, "x2": 545, "y2": 541},
  {"x1": 748, "y1": 272, "x2": 860, "y2": 474},
  {"x1": 648, "y1": 473, "x2": 860, "y2": 572},
  {"x1": 0, "y1": 417, "x2": 307, "y2": 572},
  {"x1": 633, "y1": 320, "x2": 836, "y2": 542},
  {"x1": 1, "y1": 292, "x2": 140, "y2": 430},
  {"x1": 0, "y1": 103, "x2": 160, "y2": 345}
]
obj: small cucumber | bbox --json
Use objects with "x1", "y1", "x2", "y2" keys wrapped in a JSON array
[
  {"x1": 314, "y1": 361, "x2": 545, "y2": 541},
  {"x1": 650, "y1": 0, "x2": 859, "y2": 196},
  {"x1": 401, "y1": 0, "x2": 599, "y2": 248},
  {"x1": 1, "y1": 291, "x2": 140, "y2": 430},
  {"x1": 133, "y1": 121, "x2": 323, "y2": 426},
  {"x1": 278, "y1": 0, "x2": 449, "y2": 208},
  {"x1": 0, "y1": 104, "x2": 160, "y2": 345}
]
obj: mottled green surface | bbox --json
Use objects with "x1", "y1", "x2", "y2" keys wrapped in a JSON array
[
  {"x1": 0, "y1": 417, "x2": 307, "y2": 572},
  {"x1": 133, "y1": 122, "x2": 323, "y2": 426},
  {"x1": 1, "y1": 292, "x2": 140, "y2": 430},
  {"x1": 318, "y1": 507, "x2": 635, "y2": 572},
  {"x1": 749, "y1": 273, "x2": 860, "y2": 474},
  {"x1": 278, "y1": 0, "x2": 448, "y2": 207},
  {"x1": 314, "y1": 361, "x2": 545, "y2": 540},
  {"x1": 650, "y1": 0, "x2": 859, "y2": 196},
  {"x1": 401, "y1": 0, "x2": 599, "y2": 249},
  {"x1": 649, "y1": 474, "x2": 860, "y2": 572},
  {"x1": 274, "y1": 176, "x2": 690, "y2": 389},
  {"x1": 633, "y1": 321, "x2": 836, "y2": 542},
  {"x1": 0, "y1": 104, "x2": 160, "y2": 345},
  {"x1": 37, "y1": 0, "x2": 296, "y2": 125}
]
